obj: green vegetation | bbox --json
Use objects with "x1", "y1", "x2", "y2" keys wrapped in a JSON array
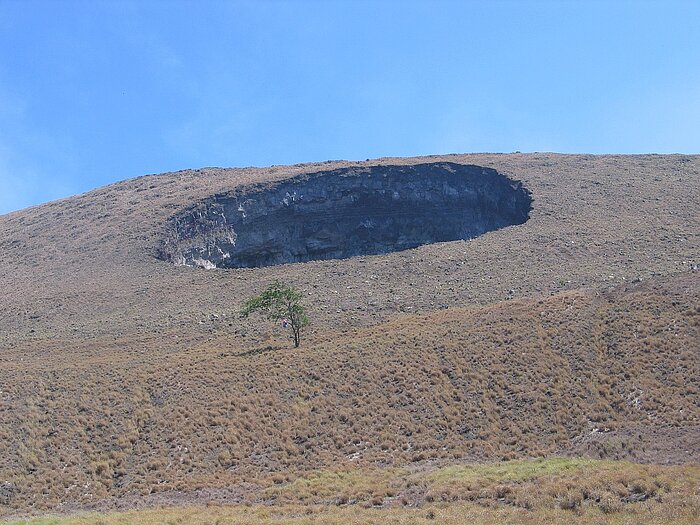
[
  {"x1": 241, "y1": 280, "x2": 310, "y2": 347},
  {"x1": 265, "y1": 457, "x2": 698, "y2": 512},
  {"x1": 425, "y1": 457, "x2": 597, "y2": 483}
]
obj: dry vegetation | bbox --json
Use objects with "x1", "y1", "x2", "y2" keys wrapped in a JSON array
[
  {"x1": 5, "y1": 459, "x2": 700, "y2": 524},
  {"x1": 0, "y1": 154, "x2": 698, "y2": 521},
  {"x1": 0, "y1": 272, "x2": 697, "y2": 517},
  {"x1": 1, "y1": 154, "x2": 698, "y2": 346}
]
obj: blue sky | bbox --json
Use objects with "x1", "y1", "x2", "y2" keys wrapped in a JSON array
[{"x1": 1, "y1": 0, "x2": 699, "y2": 214}]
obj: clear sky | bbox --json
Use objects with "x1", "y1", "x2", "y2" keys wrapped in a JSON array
[{"x1": 1, "y1": 0, "x2": 699, "y2": 214}]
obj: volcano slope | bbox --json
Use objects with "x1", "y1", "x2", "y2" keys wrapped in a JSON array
[{"x1": 0, "y1": 154, "x2": 698, "y2": 521}]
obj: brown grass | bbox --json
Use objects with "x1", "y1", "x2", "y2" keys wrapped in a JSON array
[
  {"x1": 6, "y1": 502, "x2": 700, "y2": 525},
  {"x1": 0, "y1": 272, "x2": 697, "y2": 516},
  {"x1": 1, "y1": 154, "x2": 698, "y2": 346},
  {"x1": 0, "y1": 153, "x2": 698, "y2": 518},
  {"x1": 5, "y1": 458, "x2": 699, "y2": 524}
]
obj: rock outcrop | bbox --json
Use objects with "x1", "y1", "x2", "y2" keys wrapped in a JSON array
[{"x1": 158, "y1": 162, "x2": 532, "y2": 269}]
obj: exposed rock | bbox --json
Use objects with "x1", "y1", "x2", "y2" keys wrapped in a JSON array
[{"x1": 158, "y1": 162, "x2": 532, "y2": 269}]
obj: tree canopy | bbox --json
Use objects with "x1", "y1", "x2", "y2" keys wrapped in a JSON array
[{"x1": 240, "y1": 280, "x2": 310, "y2": 348}]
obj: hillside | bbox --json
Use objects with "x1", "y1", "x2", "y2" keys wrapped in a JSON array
[
  {"x1": 1, "y1": 154, "x2": 698, "y2": 346},
  {"x1": 0, "y1": 153, "x2": 698, "y2": 519}
]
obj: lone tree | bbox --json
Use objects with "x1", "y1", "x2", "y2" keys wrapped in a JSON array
[{"x1": 240, "y1": 280, "x2": 310, "y2": 348}]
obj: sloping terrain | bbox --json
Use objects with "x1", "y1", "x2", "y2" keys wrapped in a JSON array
[
  {"x1": 1, "y1": 154, "x2": 697, "y2": 346},
  {"x1": 0, "y1": 271, "x2": 698, "y2": 515},
  {"x1": 0, "y1": 153, "x2": 698, "y2": 519}
]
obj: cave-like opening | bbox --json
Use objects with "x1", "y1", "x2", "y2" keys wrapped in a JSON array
[{"x1": 158, "y1": 163, "x2": 532, "y2": 269}]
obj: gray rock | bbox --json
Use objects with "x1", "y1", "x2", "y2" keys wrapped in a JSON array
[{"x1": 158, "y1": 162, "x2": 532, "y2": 269}]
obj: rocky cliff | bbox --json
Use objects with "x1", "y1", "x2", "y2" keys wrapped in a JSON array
[{"x1": 158, "y1": 162, "x2": 532, "y2": 269}]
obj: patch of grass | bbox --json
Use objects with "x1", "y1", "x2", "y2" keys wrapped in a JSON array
[
  {"x1": 425, "y1": 457, "x2": 598, "y2": 483},
  {"x1": 6, "y1": 498, "x2": 700, "y2": 525},
  {"x1": 418, "y1": 457, "x2": 697, "y2": 513},
  {"x1": 265, "y1": 467, "x2": 409, "y2": 505},
  {"x1": 262, "y1": 457, "x2": 699, "y2": 518}
]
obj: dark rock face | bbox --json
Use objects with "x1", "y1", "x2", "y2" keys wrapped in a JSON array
[{"x1": 158, "y1": 163, "x2": 532, "y2": 269}]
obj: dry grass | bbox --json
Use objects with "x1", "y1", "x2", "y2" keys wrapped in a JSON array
[
  {"x1": 5, "y1": 458, "x2": 699, "y2": 524},
  {"x1": 6, "y1": 504, "x2": 700, "y2": 525},
  {"x1": 0, "y1": 273, "x2": 697, "y2": 515},
  {"x1": 1, "y1": 154, "x2": 698, "y2": 346},
  {"x1": 1, "y1": 154, "x2": 698, "y2": 518}
]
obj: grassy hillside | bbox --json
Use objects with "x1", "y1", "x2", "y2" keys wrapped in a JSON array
[
  {"x1": 1, "y1": 154, "x2": 698, "y2": 346},
  {"x1": 1, "y1": 271, "x2": 697, "y2": 515},
  {"x1": 0, "y1": 154, "x2": 698, "y2": 519}
]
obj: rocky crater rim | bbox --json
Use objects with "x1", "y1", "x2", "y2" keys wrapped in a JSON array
[{"x1": 157, "y1": 162, "x2": 533, "y2": 269}]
